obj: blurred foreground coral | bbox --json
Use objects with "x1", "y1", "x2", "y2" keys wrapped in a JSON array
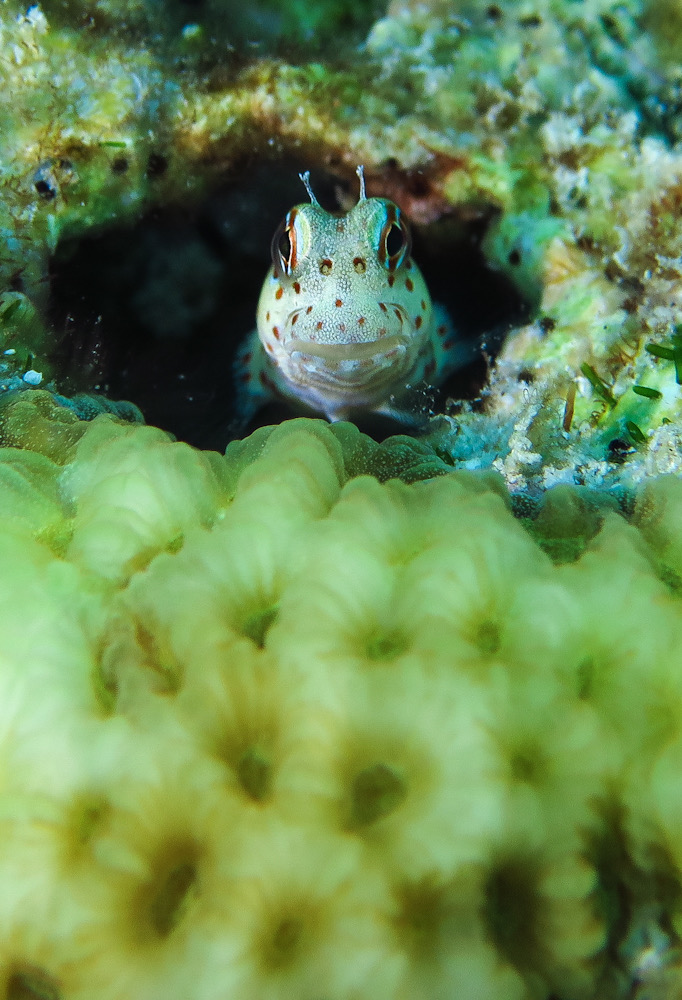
[{"x1": 0, "y1": 407, "x2": 681, "y2": 999}]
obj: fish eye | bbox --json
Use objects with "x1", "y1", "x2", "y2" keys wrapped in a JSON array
[
  {"x1": 380, "y1": 213, "x2": 411, "y2": 269},
  {"x1": 385, "y1": 223, "x2": 405, "y2": 259},
  {"x1": 271, "y1": 218, "x2": 294, "y2": 277}
]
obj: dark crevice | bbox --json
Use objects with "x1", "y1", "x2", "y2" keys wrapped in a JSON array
[{"x1": 48, "y1": 160, "x2": 530, "y2": 450}]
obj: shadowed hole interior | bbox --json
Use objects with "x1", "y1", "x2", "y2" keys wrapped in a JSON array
[
  {"x1": 240, "y1": 604, "x2": 279, "y2": 647},
  {"x1": 133, "y1": 618, "x2": 183, "y2": 694},
  {"x1": 483, "y1": 857, "x2": 544, "y2": 973},
  {"x1": 151, "y1": 862, "x2": 198, "y2": 937},
  {"x1": 394, "y1": 878, "x2": 455, "y2": 957},
  {"x1": 576, "y1": 658, "x2": 595, "y2": 700},
  {"x1": 365, "y1": 631, "x2": 408, "y2": 661},
  {"x1": 509, "y1": 745, "x2": 543, "y2": 784},
  {"x1": 236, "y1": 745, "x2": 272, "y2": 802},
  {"x1": 350, "y1": 762, "x2": 407, "y2": 827},
  {"x1": 266, "y1": 917, "x2": 304, "y2": 968},
  {"x1": 62, "y1": 793, "x2": 111, "y2": 864},
  {"x1": 144, "y1": 847, "x2": 200, "y2": 939},
  {"x1": 475, "y1": 618, "x2": 501, "y2": 655}
]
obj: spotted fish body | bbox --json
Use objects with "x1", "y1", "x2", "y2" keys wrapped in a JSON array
[{"x1": 236, "y1": 168, "x2": 461, "y2": 423}]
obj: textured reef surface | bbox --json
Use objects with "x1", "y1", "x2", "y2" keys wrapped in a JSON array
[
  {"x1": 1, "y1": 411, "x2": 682, "y2": 1000},
  {"x1": 1, "y1": 0, "x2": 682, "y2": 996}
]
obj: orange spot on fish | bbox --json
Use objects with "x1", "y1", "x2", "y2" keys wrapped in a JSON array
[
  {"x1": 394, "y1": 308, "x2": 403, "y2": 322},
  {"x1": 406, "y1": 278, "x2": 414, "y2": 292},
  {"x1": 379, "y1": 302, "x2": 388, "y2": 313},
  {"x1": 421, "y1": 300, "x2": 426, "y2": 311},
  {"x1": 437, "y1": 324, "x2": 447, "y2": 336},
  {"x1": 275, "y1": 286, "x2": 283, "y2": 300},
  {"x1": 293, "y1": 281, "x2": 301, "y2": 293},
  {"x1": 387, "y1": 274, "x2": 395, "y2": 287},
  {"x1": 306, "y1": 305, "x2": 313, "y2": 314},
  {"x1": 316, "y1": 321, "x2": 323, "y2": 330},
  {"x1": 335, "y1": 298, "x2": 343, "y2": 307},
  {"x1": 358, "y1": 316, "x2": 366, "y2": 325},
  {"x1": 272, "y1": 326, "x2": 281, "y2": 339},
  {"x1": 415, "y1": 315, "x2": 423, "y2": 329},
  {"x1": 291, "y1": 314, "x2": 298, "y2": 325}
]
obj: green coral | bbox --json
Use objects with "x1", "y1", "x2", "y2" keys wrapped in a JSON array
[{"x1": 0, "y1": 409, "x2": 678, "y2": 997}]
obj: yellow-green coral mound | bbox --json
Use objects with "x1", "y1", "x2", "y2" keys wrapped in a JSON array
[{"x1": 1, "y1": 414, "x2": 682, "y2": 998}]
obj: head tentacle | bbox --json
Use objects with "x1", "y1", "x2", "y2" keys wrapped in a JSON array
[
  {"x1": 298, "y1": 170, "x2": 320, "y2": 206},
  {"x1": 356, "y1": 164, "x2": 366, "y2": 202}
]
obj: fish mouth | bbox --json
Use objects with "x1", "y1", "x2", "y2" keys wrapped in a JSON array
[{"x1": 284, "y1": 333, "x2": 408, "y2": 360}]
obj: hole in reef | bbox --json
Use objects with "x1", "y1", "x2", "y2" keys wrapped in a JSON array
[
  {"x1": 47, "y1": 160, "x2": 530, "y2": 450},
  {"x1": 409, "y1": 209, "x2": 529, "y2": 410}
]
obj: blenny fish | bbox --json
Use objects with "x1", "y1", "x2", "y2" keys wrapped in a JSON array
[{"x1": 235, "y1": 167, "x2": 462, "y2": 423}]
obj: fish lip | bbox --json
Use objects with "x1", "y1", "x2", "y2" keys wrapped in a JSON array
[{"x1": 284, "y1": 333, "x2": 409, "y2": 361}]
